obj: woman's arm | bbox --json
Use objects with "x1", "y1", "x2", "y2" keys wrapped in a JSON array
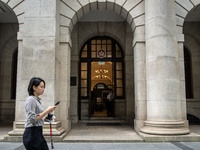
[{"x1": 36, "y1": 106, "x2": 56, "y2": 122}]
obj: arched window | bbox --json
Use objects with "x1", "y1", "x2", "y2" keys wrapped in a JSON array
[
  {"x1": 94, "y1": 83, "x2": 108, "y2": 90},
  {"x1": 11, "y1": 48, "x2": 18, "y2": 99},
  {"x1": 184, "y1": 46, "x2": 193, "y2": 98},
  {"x1": 79, "y1": 36, "x2": 125, "y2": 99}
]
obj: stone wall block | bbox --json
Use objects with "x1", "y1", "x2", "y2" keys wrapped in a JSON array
[
  {"x1": 78, "y1": 0, "x2": 89, "y2": 6},
  {"x1": 60, "y1": 26, "x2": 71, "y2": 37},
  {"x1": 147, "y1": 100, "x2": 182, "y2": 121},
  {"x1": 15, "y1": 100, "x2": 26, "y2": 121},
  {"x1": 41, "y1": 0, "x2": 56, "y2": 17},
  {"x1": 147, "y1": 79, "x2": 180, "y2": 101},
  {"x1": 134, "y1": 26, "x2": 145, "y2": 36},
  {"x1": 58, "y1": 61, "x2": 70, "y2": 81},
  {"x1": 82, "y1": 3, "x2": 90, "y2": 15},
  {"x1": 60, "y1": 2, "x2": 75, "y2": 19},
  {"x1": 24, "y1": 18, "x2": 56, "y2": 37},
  {"x1": 62, "y1": 0, "x2": 82, "y2": 12},
  {"x1": 13, "y1": 0, "x2": 25, "y2": 16},
  {"x1": 98, "y1": 22, "x2": 106, "y2": 33},
  {"x1": 135, "y1": 80, "x2": 146, "y2": 101},
  {"x1": 176, "y1": 16, "x2": 184, "y2": 27},
  {"x1": 57, "y1": 79, "x2": 70, "y2": 101},
  {"x1": 17, "y1": 14, "x2": 25, "y2": 24},
  {"x1": 60, "y1": 16, "x2": 71, "y2": 27},
  {"x1": 146, "y1": 59, "x2": 179, "y2": 79},
  {"x1": 113, "y1": 3, "x2": 121, "y2": 15},
  {"x1": 7, "y1": 0, "x2": 22, "y2": 9},
  {"x1": 190, "y1": 0, "x2": 200, "y2": 5},
  {"x1": 128, "y1": 0, "x2": 144, "y2": 19},
  {"x1": 175, "y1": 3, "x2": 188, "y2": 18},
  {"x1": 107, "y1": 1, "x2": 114, "y2": 10},
  {"x1": 135, "y1": 100, "x2": 146, "y2": 120},
  {"x1": 1, "y1": 0, "x2": 9, "y2": 3},
  {"x1": 90, "y1": 1, "x2": 97, "y2": 11},
  {"x1": 176, "y1": 0, "x2": 194, "y2": 11},
  {"x1": 135, "y1": 61, "x2": 145, "y2": 81},
  {"x1": 22, "y1": 37, "x2": 55, "y2": 59},
  {"x1": 133, "y1": 40, "x2": 145, "y2": 62},
  {"x1": 133, "y1": 14, "x2": 144, "y2": 29},
  {"x1": 115, "y1": 0, "x2": 126, "y2": 6},
  {"x1": 123, "y1": 0, "x2": 142, "y2": 12},
  {"x1": 146, "y1": 18, "x2": 176, "y2": 39},
  {"x1": 176, "y1": 26, "x2": 183, "y2": 35},
  {"x1": 146, "y1": 37, "x2": 178, "y2": 60},
  {"x1": 98, "y1": 1, "x2": 106, "y2": 10},
  {"x1": 179, "y1": 61, "x2": 185, "y2": 80},
  {"x1": 180, "y1": 80, "x2": 186, "y2": 100},
  {"x1": 145, "y1": 1, "x2": 174, "y2": 20},
  {"x1": 25, "y1": 0, "x2": 40, "y2": 17},
  {"x1": 21, "y1": 60, "x2": 55, "y2": 78},
  {"x1": 121, "y1": 7, "x2": 128, "y2": 19},
  {"x1": 77, "y1": 7, "x2": 84, "y2": 20}
]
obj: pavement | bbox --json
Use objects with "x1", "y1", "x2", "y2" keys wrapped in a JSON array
[
  {"x1": 0, "y1": 142, "x2": 200, "y2": 150},
  {"x1": 0, "y1": 123, "x2": 200, "y2": 150}
]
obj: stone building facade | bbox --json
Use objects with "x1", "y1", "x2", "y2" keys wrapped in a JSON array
[{"x1": 0, "y1": 0, "x2": 200, "y2": 141}]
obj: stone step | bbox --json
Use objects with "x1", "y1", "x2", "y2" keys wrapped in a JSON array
[{"x1": 79, "y1": 118, "x2": 125, "y2": 123}]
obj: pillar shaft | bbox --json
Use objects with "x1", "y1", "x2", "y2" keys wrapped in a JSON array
[{"x1": 141, "y1": 0, "x2": 189, "y2": 135}]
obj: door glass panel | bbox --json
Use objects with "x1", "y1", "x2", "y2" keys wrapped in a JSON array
[
  {"x1": 116, "y1": 62, "x2": 122, "y2": 70},
  {"x1": 81, "y1": 88, "x2": 87, "y2": 96},
  {"x1": 107, "y1": 45, "x2": 111, "y2": 50},
  {"x1": 91, "y1": 52, "x2": 96, "y2": 58},
  {"x1": 81, "y1": 71, "x2": 87, "y2": 79},
  {"x1": 97, "y1": 40, "x2": 101, "y2": 44},
  {"x1": 81, "y1": 45, "x2": 87, "y2": 58},
  {"x1": 91, "y1": 40, "x2": 96, "y2": 44},
  {"x1": 116, "y1": 80, "x2": 123, "y2": 87},
  {"x1": 97, "y1": 45, "x2": 101, "y2": 51},
  {"x1": 102, "y1": 40, "x2": 106, "y2": 44},
  {"x1": 107, "y1": 40, "x2": 112, "y2": 44},
  {"x1": 117, "y1": 88, "x2": 123, "y2": 96},
  {"x1": 107, "y1": 51, "x2": 112, "y2": 58},
  {"x1": 116, "y1": 71, "x2": 122, "y2": 78},
  {"x1": 81, "y1": 63, "x2": 87, "y2": 70},
  {"x1": 116, "y1": 44, "x2": 122, "y2": 58},
  {"x1": 102, "y1": 45, "x2": 106, "y2": 50},
  {"x1": 91, "y1": 45, "x2": 96, "y2": 50},
  {"x1": 81, "y1": 80, "x2": 87, "y2": 87}
]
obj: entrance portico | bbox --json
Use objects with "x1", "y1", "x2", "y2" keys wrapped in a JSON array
[{"x1": 3, "y1": 0, "x2": 200, "y2": 142}]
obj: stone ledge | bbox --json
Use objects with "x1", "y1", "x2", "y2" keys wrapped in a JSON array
[
  {"x1": 3, "y1": 121, "x2": 67, "y2": 142},
  {"x1": 139, "y1": 132, "x2": 200, "y2": 142}
]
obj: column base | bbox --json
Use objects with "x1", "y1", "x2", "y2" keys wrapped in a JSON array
[
  {"x1": 4, "y1": 121, "x2": 67, "y2": 142},
  {"x1": 140, "y1": 120, "x2": 190, "y2": 135}
]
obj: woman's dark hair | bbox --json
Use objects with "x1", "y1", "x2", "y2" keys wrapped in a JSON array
[{"x1": 28, "y1": 77, "x2": 45, "y2": 96}]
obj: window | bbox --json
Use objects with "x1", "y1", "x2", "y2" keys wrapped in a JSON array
[
  {"x1": 184, "y1": 47, "x2": 193, "y2": 98},
  {"x1": 80, "y1": 36, "x2": 124, "y2": 99}
]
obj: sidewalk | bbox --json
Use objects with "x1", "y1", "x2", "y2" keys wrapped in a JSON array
[
  {"x1": 1, "y1": 123, "x2": 200, "y2": 150},
  {"x1": 0, "y1": 142, "x2": 200, "y2": 150}
]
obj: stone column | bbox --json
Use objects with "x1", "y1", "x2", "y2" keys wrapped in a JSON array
[
  {"x1": 5, "y1": 0, "x2": 66, "y2": 141},
  {"x1": 140, "y1": 0, "x2": 189, "y2": 135}
]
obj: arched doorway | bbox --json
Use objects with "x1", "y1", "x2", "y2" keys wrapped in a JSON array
[
  {"x1": 183, "y1": 3, "x2": 200, "y2": 124},
  {"x1": 79, "y1": 36, "x2": 124, "y2": 119},
  {"x1": 0, "y1": 1, "x2": 19, "y2": 124}
]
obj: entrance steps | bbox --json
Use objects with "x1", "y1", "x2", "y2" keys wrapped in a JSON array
[
  {"x1": 63, "y1": 123, "x2": 143, "y2": 142},
  {"x1": 79, "y1": 117, "x2": 126, "y2": 124}
]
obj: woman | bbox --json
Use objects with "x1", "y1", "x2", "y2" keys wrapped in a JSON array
[{"x1": 23, "y1": 77, "x2": 56, "y2": 150}]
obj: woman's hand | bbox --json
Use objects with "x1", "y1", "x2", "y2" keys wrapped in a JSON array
[{"x1": 47, "y1": 106, "x2": 56, "y2": 113}]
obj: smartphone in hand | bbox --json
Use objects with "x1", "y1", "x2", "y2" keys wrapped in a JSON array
[{"x1": 55, "y1": 101, "x2": 60, "y2": 106}]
